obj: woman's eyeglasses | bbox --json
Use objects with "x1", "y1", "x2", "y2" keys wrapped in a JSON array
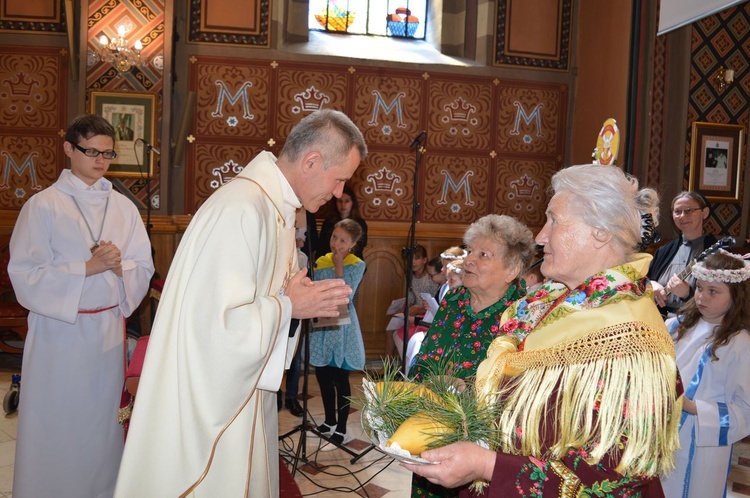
[
  {"x1": 73, "y1": 143, "x2": 117, "y2": 160},
  {"x1": 671, "y1": 207, "x2": 702, "y2": 216}
]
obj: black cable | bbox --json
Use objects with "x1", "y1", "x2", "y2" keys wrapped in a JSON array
[
  {"x1": 280, "y1": 438, "x2": 396, "y2": 497},
  {"x1": 401, "y1": 132, "x2": 425, "y2": 374},
  {"x1": 132, "y1": 138, "x2": 153, "y2": 239}
]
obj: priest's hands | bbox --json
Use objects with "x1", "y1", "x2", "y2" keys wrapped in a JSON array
[
  {"x1": 286, "y1": 268, "x2": 351, "y2": 319},
  {"x1": 402, "y1": 441, "x2": 496, "y2": 488},
  {"x1": 86, "y1": 241, "x2": 123, "y2": 277}
]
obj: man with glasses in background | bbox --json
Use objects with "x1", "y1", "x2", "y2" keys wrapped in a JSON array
[
  {"x1": 648, "y1": 190, "x2": 716, "y2": 317},
  {"x1": 8, "y1": 114, "x2": 154, "y2": 497}
]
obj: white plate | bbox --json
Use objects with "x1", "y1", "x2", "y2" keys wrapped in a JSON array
[{"x1": 374, "y1": 445, "x2": 439, "y2": 465}]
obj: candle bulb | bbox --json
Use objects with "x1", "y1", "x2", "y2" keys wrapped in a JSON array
[{"x1": 94, "y1": 23, "x2": 144, "y2": 74}]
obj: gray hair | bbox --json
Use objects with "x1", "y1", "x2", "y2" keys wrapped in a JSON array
[
  {"x1": 281, "y1": 109, "x2": 367, "y2": 168},
  {"x1": 550, "y1": 164, "x2": 660, "y2": 255},
  {"x1": 464, "y1": 214, "x2": 536, "y2": 275}
]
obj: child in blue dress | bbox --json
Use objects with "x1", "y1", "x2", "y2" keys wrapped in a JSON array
[{"x1": 309, "y1": 218, "x2": 366, "y2": 447}]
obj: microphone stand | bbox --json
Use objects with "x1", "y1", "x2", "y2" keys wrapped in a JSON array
[
  {"x1": 137, "y1": 139, "x2": 157, "y2": 324},
  {"x1": 279, "y1": 234, "x2": 315, "y2": 476},
  {"x1": 401, "y1": 131, "x2": 426, "y2": 376},
  {"x1": 282, "y1": 318, "x2": 314, "y2": 476},
  {"x1": 139, "y1": 139, "x2": 159, "y2": 238}
]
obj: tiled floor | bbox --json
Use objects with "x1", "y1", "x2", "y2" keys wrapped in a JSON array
[
  {"x1": 0, "y1": 352, "x2": 21, "y2": 498},
  {"x1": 0, "y1": 351, "x2": 746, "y2": 498},
  {"x1": 278, "y1": 365, "x2": 413, "y2": 497}
]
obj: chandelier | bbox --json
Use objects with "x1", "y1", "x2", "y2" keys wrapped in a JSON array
[{"x1": 96, "y1": 24, "x2": 144, "y2": 74}]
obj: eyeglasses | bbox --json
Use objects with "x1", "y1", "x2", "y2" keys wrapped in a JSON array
[
  {"x1": 672, "y1": 207, "x2": 702, "y2": 217},
  {"x1": 73, "y1": 143, "x2": 117, "y2": 160}
]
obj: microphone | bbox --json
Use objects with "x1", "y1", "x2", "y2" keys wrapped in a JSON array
[
  {"x1": 410, "y1": 130, "x2": 426, "y2": 148},
  {"x1": 138, "y1": 138, "x2": 161, "y2": 155}
]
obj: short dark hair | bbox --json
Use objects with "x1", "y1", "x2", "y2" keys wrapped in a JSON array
[
  {"x1": 340, "y1": 185, "x2": 362, "y2": 219},
  {"x1": 65, "y1": 114, "x2": 116, "y2": 144},
  {"x1": 427, "y1": 256, "x2": 442, "y2": 273},
  {"x1": 672, "y1": 191, "x2": 711, "y2": 211},
  {"x1": 413, "y1": 244, "x2": 428, "y2": 260}
]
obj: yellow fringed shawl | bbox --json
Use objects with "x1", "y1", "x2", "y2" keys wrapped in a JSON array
[{"x1": 475, "y1": 255, "x2": 681, "y2": 478}]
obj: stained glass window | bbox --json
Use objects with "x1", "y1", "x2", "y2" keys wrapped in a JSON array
[{"x1": 309, "y1": 0, "x2": 427, "y2": 39}]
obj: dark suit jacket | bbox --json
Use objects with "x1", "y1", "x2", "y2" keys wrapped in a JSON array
[
  {"x1": 647, "y1": 233, "x2": 717, "y2": 282},
  {"x1": 647, "y1": 233, "x2": 717, "y2": 314}
]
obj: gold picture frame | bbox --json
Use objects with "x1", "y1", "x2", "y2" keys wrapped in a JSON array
[
  {"x1": 90, "y1": 91, "x2": 157, "y2": 177},
  {"x1": 689, "y1": 121, "x2": 745, "y2": 204}
]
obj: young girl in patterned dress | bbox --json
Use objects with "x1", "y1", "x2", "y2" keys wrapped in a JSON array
[{"x1": 308, "y1": 218, "x2": 366, "y2": 447}]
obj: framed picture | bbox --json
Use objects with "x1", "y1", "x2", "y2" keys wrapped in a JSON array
[
  {"x1": 689, "y1": 121, "x2": 745, "y2": 204},
  {"x1": 90, "y1": 91, "x2": 157, "y2": 177}
]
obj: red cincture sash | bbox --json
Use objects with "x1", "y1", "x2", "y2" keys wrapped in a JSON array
[{"x1": 78, "y1": 304, "x2": 118, "y2": 314}]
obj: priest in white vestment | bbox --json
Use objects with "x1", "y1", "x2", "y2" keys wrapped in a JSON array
[
  {"x1": 9, "y1": 114, "x2": 154, "y2": 498},
  {"x1": 115, "y1": 109, "x2": 367, "y2": 497}
]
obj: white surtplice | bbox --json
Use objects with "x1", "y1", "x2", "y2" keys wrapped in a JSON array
[{"x1": 9, "y1": 169, "x2": 154, "y2": 498}]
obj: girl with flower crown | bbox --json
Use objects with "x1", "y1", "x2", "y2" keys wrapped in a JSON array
[{"x1": 660, "y1": 250, "x2": 750, "y2": 498}]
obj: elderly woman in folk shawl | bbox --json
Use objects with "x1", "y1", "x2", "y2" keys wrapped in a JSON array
[{"x1": 405, "y1": 164, "x2": 681, "y2": 497}]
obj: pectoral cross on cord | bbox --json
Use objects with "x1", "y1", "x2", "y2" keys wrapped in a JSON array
[{"x1": 71, "y1": 196, "x2": 110, "y2": 253}]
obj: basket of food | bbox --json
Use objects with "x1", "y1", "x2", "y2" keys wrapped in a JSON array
[
  {"x1": 355, "y1": 358, "x2": 501, "y2": 468},
  {"x1": 315, "y1": 3, "x2": 355, "y2": 32},
  {"x1": 386, "y1": 7, "x2": 419, "y2": 37}
]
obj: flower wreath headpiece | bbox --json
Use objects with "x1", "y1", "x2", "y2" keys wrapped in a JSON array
[
  {"x1": 446, "y1": 260, "x2": 464, "y2": 274},
  {"x1": 440, "y1": 249, "x2": 467, "y2": 260},
  {"x1": 691, "y1": 250, "x2": 750, "y2": 283}
]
